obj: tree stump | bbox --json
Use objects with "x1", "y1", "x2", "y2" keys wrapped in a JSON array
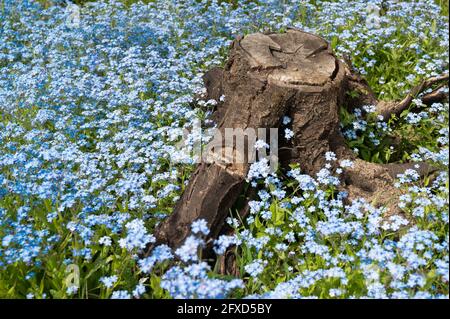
[{"x1": 149, "y1": 29, "x2": 447, "y2": 254}]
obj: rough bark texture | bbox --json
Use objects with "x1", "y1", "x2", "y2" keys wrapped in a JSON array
[{"x1": 148, "y1": 29, "x2": 447, "y2": 256}]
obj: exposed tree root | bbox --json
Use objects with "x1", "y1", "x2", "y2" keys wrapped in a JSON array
[{"x1": 375, "y1": 73, "x2": 448, "y2": 120}]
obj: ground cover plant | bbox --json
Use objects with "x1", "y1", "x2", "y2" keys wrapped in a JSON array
[{"x1": 0, "y1": 0, "x2": 448, "y2": 299}]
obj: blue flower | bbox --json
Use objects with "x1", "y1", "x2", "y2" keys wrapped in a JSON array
[
  {"x1": 100, "y1": 275, "x2": 118, "y2": 289},
  {"x1": 111, "y1": 290, "x2": 131, "y2": 299},
  {"x1": 191, "y1": 219, "x2": 210, "y2": 236},
  {"x1": 138, "y1": 244, "x2": 173, "y2": 273},
  {"x1": 244, "y1": 259, "x2": 266, "y2": 278},
  {"x1": 175, "y1": 236, "x2": 202, "y2": 263},
  {"x1": 118, "y1": 219, "x2": 155, "y2": 251}
]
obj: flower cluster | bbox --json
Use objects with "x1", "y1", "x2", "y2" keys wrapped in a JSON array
[{"x1": 235, "y1": 152, "x2": 448, "y2": 298}]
